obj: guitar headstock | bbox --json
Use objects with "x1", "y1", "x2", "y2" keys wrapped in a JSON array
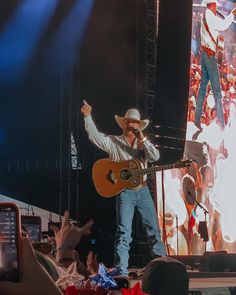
[{"x1": 174, "y1": 159, "x2": 193, "y2": 169}]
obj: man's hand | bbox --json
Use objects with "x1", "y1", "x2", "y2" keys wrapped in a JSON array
[
  {"x1": 81, "y1": 101, "x2": 92, "y2": 117},
  {"x1": 131, "y1": 128, "x2": 147, "y2": 143},
  {"x1": 232, "y1": 8, "x2": 236, "y2": 16},
  {"x1": 130, "y1": 128, "x2": 147, "y2": 150},
  {"x1": 49, "y1": 211, "x2": 93, "y2": 262},
  {"x1": 135, "y1": 129, "x2": 145, "y2": 141}
]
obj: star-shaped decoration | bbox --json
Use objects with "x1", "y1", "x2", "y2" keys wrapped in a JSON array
[
  {"x1": 89, "y1": 262, "x2": 117, "y2": 289},
  {"x1": 56, "y1": 261, "x2": 85, "y2": 290}
]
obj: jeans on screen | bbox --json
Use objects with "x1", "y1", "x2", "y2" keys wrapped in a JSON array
[
  {"x1": 195, "y1": 51, "x2": 224, "y2": 128},
  {"x1": 114, "y1": 186, "x2": 166, "y2": 275}
]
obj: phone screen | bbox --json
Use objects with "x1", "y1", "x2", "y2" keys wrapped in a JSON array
[
  {"x1": 90, "y1": 238, "x2": 97, "y2": 253},
  {"x1": 21, "y1": 216, "x2": 41, "y2": 243},
  {"x1": 0, "y1": 203, "x2": 20, "y2": 282}
]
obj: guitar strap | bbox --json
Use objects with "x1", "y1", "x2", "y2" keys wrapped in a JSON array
[
  {"x1": 202, "y1": 11, "x2": 224, "y2": 65},
  {"x1": 202, "y1": 12, "x2": 218, "y2": 50},
  {"x1": 137, "y1": 149, "x2": 145, "y2": 160}
]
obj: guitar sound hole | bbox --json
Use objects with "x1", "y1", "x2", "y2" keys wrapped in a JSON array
[{"x1": 120, "y1": 169, "x2": 131, "y2": 180}]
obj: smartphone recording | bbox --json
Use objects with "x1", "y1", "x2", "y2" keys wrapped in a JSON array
[
  {"x1": 0, "y1": 203, "x2": 20, "y2": 282},
  {"x1": 21, "y1": 215, "x2": 42, "y2": 243}
]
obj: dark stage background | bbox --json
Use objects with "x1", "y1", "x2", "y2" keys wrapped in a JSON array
[{"x1": 0, "y1": 0, "x2": 136, "y2": 211}]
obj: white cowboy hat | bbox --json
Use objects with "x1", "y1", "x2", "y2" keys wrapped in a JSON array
[
  {"x1": 201, "y1": 0, "x2": 219, "y2": 6},
  {"x1": 115, "y1": 108, "x2": 149, "y2": 130}
]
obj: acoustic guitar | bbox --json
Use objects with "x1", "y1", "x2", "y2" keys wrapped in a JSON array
[{"x1": 92, "y1": 158, "x2": 192, "y2": 197}]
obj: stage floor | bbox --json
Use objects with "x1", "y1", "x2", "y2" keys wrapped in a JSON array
[
  {"x1": 188, "y1": 271, "x2": 236, "y2": 289},
  {"x1": 129, "y1": 269, "x2": 236, "y2": 292}
]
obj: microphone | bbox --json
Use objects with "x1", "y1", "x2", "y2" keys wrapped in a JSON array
[
  {"x1": 133, "y1": 129, "x2": 139, "y2": 135},
  {"x1": 128, "y1": 128, "x2": 139, "y2": 135},
  {"x1": 187, "y1": 192, "x2": 209, "y2": 214}
]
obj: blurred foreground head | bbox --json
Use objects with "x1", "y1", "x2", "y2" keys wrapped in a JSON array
[{"x1": 142, "y1": 256, "x2": 189, "y2": 295}]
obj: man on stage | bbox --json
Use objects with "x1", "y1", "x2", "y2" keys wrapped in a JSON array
[
  {"x1": 81, "y1": 102, "x2": 166, "y2": 276},
  {"x1": 194, "y1": 0, "x2": 236, "y2": 130}
]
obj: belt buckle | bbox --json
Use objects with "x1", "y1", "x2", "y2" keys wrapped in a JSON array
[{"x1": 133, "y1": 182, "x2": 146, "y2": 191}]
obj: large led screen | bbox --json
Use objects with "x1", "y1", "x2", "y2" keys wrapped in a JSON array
[{"x1": 156, "y1": 0, "x2": 236, "y2": 255}]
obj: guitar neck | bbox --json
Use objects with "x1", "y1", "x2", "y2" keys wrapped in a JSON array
[{"x1": 131, "y1": 163, "x2": 179, "y2": 177}]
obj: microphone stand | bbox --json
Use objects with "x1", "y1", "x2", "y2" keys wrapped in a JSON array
[
  {"x1": 187, "y1": 192, "x2": 209, "y2": 252},
  {"x1": 176, "y1": 214, "x2": 179, "y2": 255}
]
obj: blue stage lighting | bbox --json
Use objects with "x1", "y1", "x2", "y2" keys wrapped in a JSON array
[
  {"x1": 0, "y1": 0, "x2": 58, "y2": 83},
  {"x1": 46, "y1": 0, "x2": 95, "y2": 74}
]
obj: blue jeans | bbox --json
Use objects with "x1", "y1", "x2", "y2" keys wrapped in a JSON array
[
  {"x1": 114, "y1": 186, "x2": 166, "y2": 275},
  {"x1": 195, "y1": 51, "x2": 224, "y2": 128}
]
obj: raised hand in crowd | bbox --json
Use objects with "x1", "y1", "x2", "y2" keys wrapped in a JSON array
[
  {"x1": 49, "y1": 211, "x2": 97, "y2": 276},
  {"x1": 0, "y1": 237, "x2": 62, "y2": 295},
  {"x1": 86, "y1": 250, "x2": 99, "y2": 275},
  {"x1": 50, "y1": 210, "x2": 93, "y2": 261}
]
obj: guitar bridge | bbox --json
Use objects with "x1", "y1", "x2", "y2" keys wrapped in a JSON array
[{"x1": 107, "y1": 170, "x2": 117, "y2": 184}]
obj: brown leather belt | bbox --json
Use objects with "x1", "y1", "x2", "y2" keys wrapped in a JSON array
[
  {"x1": 129, "y1": 181, "x2": 147, "y2": 191},
  {"x1": 201, "y1": 46, "x2": 215, "y2": 58}
]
